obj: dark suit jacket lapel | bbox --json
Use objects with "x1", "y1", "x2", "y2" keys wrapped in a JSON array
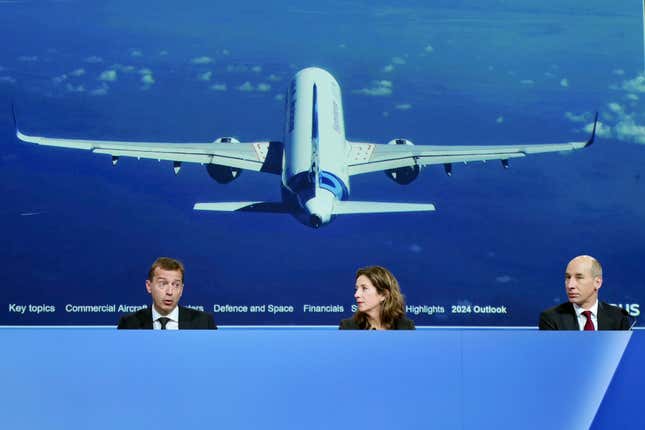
[
  {"x1": 563, "y1": 303, "x2": 580, "y2": 330},
  {"x1": 139, "y1": 308, "x2": 154, "y2": 329},
  {"x1": 178, "y1": 307, "x2": 189, "y2": 330},
  {"x1": 597, "y1": 302, "x2": 610, "y2": 330}
]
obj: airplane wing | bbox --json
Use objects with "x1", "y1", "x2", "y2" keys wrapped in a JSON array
[
  {"x1": 13, "y1": 106, "x2": 282, "y2": 175},
  {"x1": 347, "y1": 113, "x2": 598, "y2": 176}
]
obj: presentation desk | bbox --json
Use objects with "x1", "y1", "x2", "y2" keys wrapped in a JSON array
[{"x1": 1, "y1": 328, "x2": 642, "y2": 430}]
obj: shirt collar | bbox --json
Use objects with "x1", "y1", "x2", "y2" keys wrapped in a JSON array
[
  {"x1": 151, "y1": 305, "x2": 179, "y2": 323},
  {"x1": 573, "y1": 300, "x2": 599, "y2": 317}
]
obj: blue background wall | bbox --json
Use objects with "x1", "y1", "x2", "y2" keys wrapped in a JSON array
[{"x1": 1, "y1": 0, "x2": 643, "y2": 325}]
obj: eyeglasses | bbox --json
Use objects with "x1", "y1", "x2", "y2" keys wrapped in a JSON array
[{"x1": 153, "y1": 279, "x2": 183, "y2": 292}]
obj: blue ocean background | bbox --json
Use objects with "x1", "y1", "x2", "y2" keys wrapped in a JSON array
[{"x1": 1, "y1": 0, "x2": 643, "y2": 325}]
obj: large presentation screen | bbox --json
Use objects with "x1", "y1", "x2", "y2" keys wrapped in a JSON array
[{"x1": 1, "y1": 0, "x2": 643, "y2": 326}]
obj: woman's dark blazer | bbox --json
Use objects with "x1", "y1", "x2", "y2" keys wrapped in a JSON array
[{"x1": 339, "y1": 316, "x2": 415, "y2": 330}]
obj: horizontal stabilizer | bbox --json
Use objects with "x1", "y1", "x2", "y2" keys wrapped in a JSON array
[
  {"x1": 194, "y1": 202, "x2": 289, "y2": 213},
  {"x1": 332, "y1": 201, "x2": 435, "y2": 215}
]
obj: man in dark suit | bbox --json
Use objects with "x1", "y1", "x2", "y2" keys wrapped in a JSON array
[
  {"x1": 118, "y1": 257, "x2": 217, "y2": 330},
  {"x1": 539, "y1": 255, "x2": 630, "y2": 330}
]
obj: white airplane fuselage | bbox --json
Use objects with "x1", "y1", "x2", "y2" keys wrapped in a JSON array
[{"x1": 280, "y1": 67, "x2": 350, "y2": 228}]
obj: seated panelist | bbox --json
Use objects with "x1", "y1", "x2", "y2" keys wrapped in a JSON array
[
  {"x1": 539, "y1": 255, "x2": 630, "y2": 330},
  {"x1": 340, "y1": 266, "x2": 415, "y2": 330},
  {"x1": 117, "y1": 257, "x2": 217, "y2": 330}
]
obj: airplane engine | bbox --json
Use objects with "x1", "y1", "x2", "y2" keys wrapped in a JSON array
[
  {"x1": 384, "y1": 138, "x2": 419, "y2": 185},
  {"x1": 206, "y1": 137, "x2": 242, "y2": 184}
]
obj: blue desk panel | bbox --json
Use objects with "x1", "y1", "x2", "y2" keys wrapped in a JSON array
[{"x1": 0, "y1": 329, "x2": 637, "y2": 430}]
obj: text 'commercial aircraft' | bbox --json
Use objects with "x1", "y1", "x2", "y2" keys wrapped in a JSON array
[{"x1": 15, "y1": 67, "x2": 598, "y2": 228}]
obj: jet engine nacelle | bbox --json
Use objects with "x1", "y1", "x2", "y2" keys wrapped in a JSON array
[
  {"x1": 206, "y1": 137, "x2": 242, "y2": 184},
  {"x1": 384, "y1": 138, "x2": 419, "y2": 185}
]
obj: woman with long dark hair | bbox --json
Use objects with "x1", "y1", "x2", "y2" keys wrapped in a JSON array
[{"x1": 339, "y1": 266, "x2": 415, "y2": 330}]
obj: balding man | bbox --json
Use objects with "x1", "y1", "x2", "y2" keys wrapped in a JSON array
[{"x1": 539, "y1": 255, "x2": 630, "y2": 330}]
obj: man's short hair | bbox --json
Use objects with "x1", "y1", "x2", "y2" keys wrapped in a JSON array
[{"x1": 147, "y1": 257, "x2": 185, "y2": 282}]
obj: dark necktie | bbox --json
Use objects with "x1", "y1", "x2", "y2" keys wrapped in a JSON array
[
  {"x1": 158, "y1": 317, "x2": 171, "y2": 330},
  {"x1": 582, "y1": 310, "x2": 595, "y2": 331}
]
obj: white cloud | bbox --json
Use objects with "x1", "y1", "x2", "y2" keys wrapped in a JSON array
[
  {"x1": 90, "y1": 84, "x2": 109, "y2": 96},
  {"x1": 520, "y1": 79, "x2": 534, "y2": 85},
  {"x1": 18, "y1": 55, "x2": 38, "y2": 62},
  {"x1": 354, "y1": 80, "x2": 393, "y2": 96},
  {"x1": 221, "y1": 49, "x2": 230, "y2": 55},
  {"x1": 496, "y1": 275, "x2": 513, "y2": 284},
  {"x1": 391, "y1": 56, "x2": 406, "y2": 65},
  {"x1": 395, "y1": 103, "x2": 412, "y2": 110},
  {"x1": 564, "y1": 111, "x2": 590, "y2": 123},
  {"x1": 118, "y1": 65, "x2": 136, "y2": 73},
  {"x1": 274, "y1": 93, "x2": 284, "y2": 101},
  {"x1": 140, "y1": 73, "x2": 155, "y2": 86},
  {"x1": 238, "y1": 81, "x2": 254, "y2": 91},
  {"x1": 0, "y1": 76, "x2": 16, "y2": 84},
  {"x1": 84, "y1": 56, "x2": 103, "y2": 63},
  {"x1": 99, "y1": 70, "x2": 117, "y2": 81},
  {"x1": 544, "y1": 71, "x2": 555, "y2": 78},
  {"x1": 69, "y1": 68, "x2": 85, "y2": 77},
  {"x1": 267, "y1": 74, "x2": 281, "y2": 81},
  {"x1": 496, "y1": 116, "x2": 504, "y2": 124},
  {"x1": 65, "y1": 83, "x2": 85, "y2": 93},
  {"x1": 52, "y1": 74, "x2": 67, "y2": 84},
  {"x1": 159, "y1": 50, "x2": 168, "y2": 56},
  {"x1": 560, "y1": 78, "x2": 569, "y2": 87},
  {"x1": 339, "y1": 43, "x2": 346, "y2": 49},
  {"x1": 356, "y1": 87, "x2": 392, "y2": 96},
  {"x1": 227, "y1": 64, "x2": 248, "y2": 72},
  {"x1": 608, "y1": 102, "x2": 624, "y2": 114},
  {"x1": 424, "y1": 44, "x2": 434, "y2": 53},
  {"x1": 621, "y1": 75, "x2": 645, "y2": 93},
  {"x1": 191, "y1": 56, "x2": 214, "y2": 65},
  {"x1": 198, "y1": 71, "x2": 212, "y2": 81},
  {"x1": 130, "y1": 49, "x2": 143, "y2": 57},
  {"x1": 488, "y1": 65, "x2": 494, "y2": 72},
  {"x1": 210, "y1": 83, "x2": 227, "y2": 91},
  {"x1": 251, "y1": 65, "x2": 262, "y2": 73},
  {"x1": 626, "y1": 93, "x2": 639, "y2": 101},
  {"x1": 256, "y1": 83, "x2": 271, "y2": 92},
  {"x1": 383, "y1": 64, "x2": 394, "y2": 73},
  {"x1": 614, "y1": 118, "x2": 645, "y2": 144},
  {"x1": 382, "y1": 111, "x2": 390, "y2": 117},
  {"x1": 613, "y1": 69, "x2": 625, "y2": 76}
]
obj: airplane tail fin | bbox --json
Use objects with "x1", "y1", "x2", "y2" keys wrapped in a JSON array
[
  {"x1": 194, "y1": 202, "x2": 289, "y2": 213},
  {"x1": 332, "y1": 201, "x2": 436, "y2": 215}
]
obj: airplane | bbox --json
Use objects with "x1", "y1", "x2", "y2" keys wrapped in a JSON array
[{"x1": 14, "y1": 67, "x2": 598, "y2": 228}]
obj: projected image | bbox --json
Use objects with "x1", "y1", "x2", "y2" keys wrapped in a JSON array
[{"x1": 1, "y1": 0, "x2": 643, "y2": 325}]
